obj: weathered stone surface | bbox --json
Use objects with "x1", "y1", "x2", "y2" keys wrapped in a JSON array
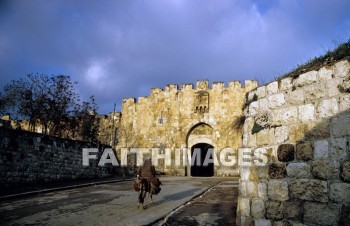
[
  {"x1": 257, "y1": 165, "x2": 269, "y2": 179},
  {"x1": 312, "y1": 159, "x2": 339, "y2": 179},
  {"x1": 268, "y1": 179, "x2": 289, "y2": 201},
  {"x1": 339, "y1": 94, "x2": 350, "y2": 111},
  {"x1": 255, "y1": 219, "x2": 272, "y2": 226},
  {"x1": 280, "y1": 77, "x2": 293, "y2": 91},
  {"x1": 304, "y1": 202, "x2": 340, "y2": 226},
  {"x1": 318, "y1": 66, "x2": 333, "y2": 80},
  {"x1": 268, "y1": 93, "x2": 285, "y2": 109},
  {"x1": 259, "y1": 98, "x2": 269, "y2": 110},
  {"x1": 304, "y1": 83, "x2": 327, "y2": 102},
  {"x1": 296, "y1": 142, "x2": 313, "y2": 161},
  {"x1": 267, "y1": 81, "x2": 279, "y2": 95},
  {"x1": 240, "y1": 198, "x2": 251, "y2": 217},
  {"x1": 272, "y1": 107, "x2": 298, "y2": 126},
  {"x1": 266, "y1": 201, "x2": 283, "y2": 219},
  {"x1": 313, "y1": 140, "x2": 329, "y2": 159},
  {"x1": 246, "y1": 181, "x2": 257, "y2": 197},
  {"x1": 273, "y1": 220, "x2": 292, "y2": 226},
  {"x1": 251, "y1": 199, "x2": 265, "y2": 218},
  {"x1": 283, "y1": 201, "x2": 300, "y2": 221},
  {"x1": 332, "y1": 112, "x2": 350, "y2": 137},
  {"x1": 257, "y1": 129, "x2": 273, "y2": 146},
  {"x1": 289, "y1": 179, "x2": 328, "y2": 202},
  {"x1": 326, "y1": 78, "x2": 342, "y2": 97},
  {"x1": 341, "y1": 160, "x2": 350, "y2": 182},
  {"x1": 257, "y1": 86, "x2": 266, "y2": 98},
  {"x1": 275, "y1": 126, "x2": 288, "y2": 144},
  {"x1": 329, "y1": 183, "x2": 350, "y2": 204},
  {"x1": 316, "y1": 98, "x2": 339, "y2": 119},
  {"x1": 277, "y1": 144, "x2": 295, "y2": 162},
  {"x1": 303, "y1": 120, "x2": 330, "y2": 140},
  {"x1": 249, "y1": 101, "x2": 259, "y2": 116},
  {"x1": 286, "y1": 89, "x2": 305, "y2": 105},
  {"x1": 269, "y1": 163, "x2": 286, "y2": 179},
  {"x1": 286, "y1": 163, "x2": 310, "y2": 178},
  {"x1": 333, "y1": 60, "x2": 350, "y2": 78},
  {"x1": 331, "y1": 137, "x2": 348, "y2": 161},
  {"x1": 294, "y1": 71, "x2": 317, "y2": 87},
  {"x1": 258, "y1": 182, "x2": 267, "y2": 199},
  {"x1": 298, "y1": 104, "x2": 315, "y2": 122}
]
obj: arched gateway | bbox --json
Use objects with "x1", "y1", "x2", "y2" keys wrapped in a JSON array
[{"x1": 186, "y1": 123, "x2": 215, "y2": 177}]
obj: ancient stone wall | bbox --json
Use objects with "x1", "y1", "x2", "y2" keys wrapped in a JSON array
[
  {"x1": 116, "y1": 80, "x2": 258, "y2": 176},
  {"x1": 0, "y1": 127, "x2": 113, "y2": 189},
  {"x1": 237, "y1": 60, "x2": 350, "y2": 225}
]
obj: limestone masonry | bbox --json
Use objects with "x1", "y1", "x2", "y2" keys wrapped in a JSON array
[
  {"x1": 236, "y1": 60, "x2": 350, "y2": 226},
  {"x1": 115, "y1": 80, "x2": 258, "y2": 176}
]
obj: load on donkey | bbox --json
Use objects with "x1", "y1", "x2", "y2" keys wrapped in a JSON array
[{"x1": 134, "y1": 158, "x2": 162, "y2": 209}]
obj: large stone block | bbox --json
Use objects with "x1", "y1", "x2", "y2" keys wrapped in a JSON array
[
  {"x1": 331, "y1": 137, "x2": 348, "y2": 161},
  {"x1": 332, "y1": 112, "x2": 350, "y2": 137},
  {"x1": 318, "y1": 66, "x2": 333, "y2": 81},
  {"x1": 304, "y1": 83, "x2": 327, "y2": 102},
  {"x1": 312, "y1": 159, "x2": 339, "y2": 179},
  {"x1": 289, "y1": 179, "x2": 328, "y2": 202},
  {"x1": 258, "y1": 182, "x2": 267, "y2": 199},
  {"x1": 329, "y1": 183, "x2": 350, "y2": 204},
  {"x1": 277, "y1": 144, "x2": 295, "y2": 162},
  {"x1": 268, "y1": 93, "x2": 285, "y2": 109},
  {"x1": 272, "y1": 107, "x2": 298, "y2": 126},
  {"x1": 280, "y1": 77, "x2": 293, "y2": 91},
  {"x1": 341, "y1": 160, "x2": 350, "y2": 182},
  {"x1": 259, "y1": 98, "x2": 269, "y2": 110},
  {"x1": 251, "y1": 199, "x2": 265, "y2": 218},
  {"x1": 267, "y1": 81, "x2": 279, "y2": 95},
  {"x1": 257, "y1": 86, "x2": 266, "y2": 98},
  {"x1": 283, "y1": 201, "x2": 301, "y2": 221},
  {"x1": 313, "y1": 140, "x2": 329, "y2": 159},
  {"x1": 240, "y1": 198, "x2": 251, "y2": 217},
  {"x1": 269, "y1": 163, "x2": 286, "y2": 179},
  {"x1": 304, "y1": 202, "x2": 340, "y2": 226},
  {"x1": 268, "y1": 179, "x2": 289, "y2": 201},
  {"x1": 257, "y1": 129, "x2": 273, "y2": 146},
  {"x1": 246, "y1": 181, "x2": 258, "y2": 197},
  {"x1": 326, "y1": 78, "x2": 342, "y2": 97},
  {"x1": 286, "y1": 162, "x2": 310, "y2": 178},
  {"x1": 333, "y1": 60, "x2": 350, "y2": 78},
  {"x1": 298, "y1": 104, "x2": 315, "y2": 122},
  {"x1": 339, "y1": 94, "x2": 350, "y2": 111},
  {"x1": 249, "y1": 101, "x2": 259, "y2": 116},
  {"x1": 266, "y1": 201, "x2": 283, "y2": 219},
  {"x1": 272, "y1": 221, "x2": 292, "y2": 226},
  {"x1": 294, "y1": 70, "x2": 317, "y2": 87},
  {"x1": 316, "y1": 98, "x2": 339, "y2": 119},
  {"x1": 275, "y1": 126, "x2": 288, "y2": 144},
  {"x1": 286, "y1": 89, "x2": 305, "y2": 105},
  {"x1": 296, "y1": 142, "x2": 313, "y2": 161},
  {"x1": 254, "y1": 219, "x2": 272, "y2": 226}
]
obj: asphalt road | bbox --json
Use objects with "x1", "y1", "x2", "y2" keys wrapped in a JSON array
[{"x1": 0, "y1": 177, "x2": 238, "y2": 226}]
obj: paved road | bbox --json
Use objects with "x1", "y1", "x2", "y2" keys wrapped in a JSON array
[
  {"x1": 160, "y1": 180, "x2": 238, "y2": 226},
  {"x1": 0, "y1": 177, "x2": 237, "y2": 226}
]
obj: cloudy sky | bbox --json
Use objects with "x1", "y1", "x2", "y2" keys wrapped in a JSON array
[{"x1": 1, "y1": 0, "x2": 350, "y2": 114}]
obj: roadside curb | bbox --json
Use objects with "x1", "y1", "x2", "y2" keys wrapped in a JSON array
[{"x1": 0, "y1": 178, "x2": 134, "y2": 202}]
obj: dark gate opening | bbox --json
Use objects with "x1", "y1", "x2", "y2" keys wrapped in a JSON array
[{"x1": 190, "y1": 143, "x2": 214, "y2": 177}]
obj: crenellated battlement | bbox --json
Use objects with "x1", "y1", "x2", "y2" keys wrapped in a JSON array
[{"x1": 123, "y1": 79, "x2": 258, "y2": 108}]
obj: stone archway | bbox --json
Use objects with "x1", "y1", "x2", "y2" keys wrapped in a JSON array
[
  {"x1": 186, "y1": 123, "x2": 216, "y2": 177},
  {"x1": 190, "y1": 143, "x2": 214, "y2": 177}
]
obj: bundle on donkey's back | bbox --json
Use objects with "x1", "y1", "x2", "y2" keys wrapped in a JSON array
[{"x1": 134, "y1": 158, "x2": 162, "y2": 209}]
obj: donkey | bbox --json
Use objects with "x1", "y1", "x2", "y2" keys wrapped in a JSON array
[{"x1": 137, "y1": 178, "x2": 153, "y2": 209}]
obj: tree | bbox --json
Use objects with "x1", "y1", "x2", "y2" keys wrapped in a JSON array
[
  {"x1": 1, "y1": 74, "x2": 80, "y2": 135},
  {"x1": 78, "y1": 96, "x2": 100, "y2": 143}
]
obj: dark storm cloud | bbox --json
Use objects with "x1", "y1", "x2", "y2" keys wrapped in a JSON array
[{"x1": 1, "y1": 0, "x2": 350, "y2": 114}]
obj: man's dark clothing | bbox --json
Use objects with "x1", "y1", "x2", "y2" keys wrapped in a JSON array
[{"x1": 137, "y1": 159, "x2": 156, "y2": 178}]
